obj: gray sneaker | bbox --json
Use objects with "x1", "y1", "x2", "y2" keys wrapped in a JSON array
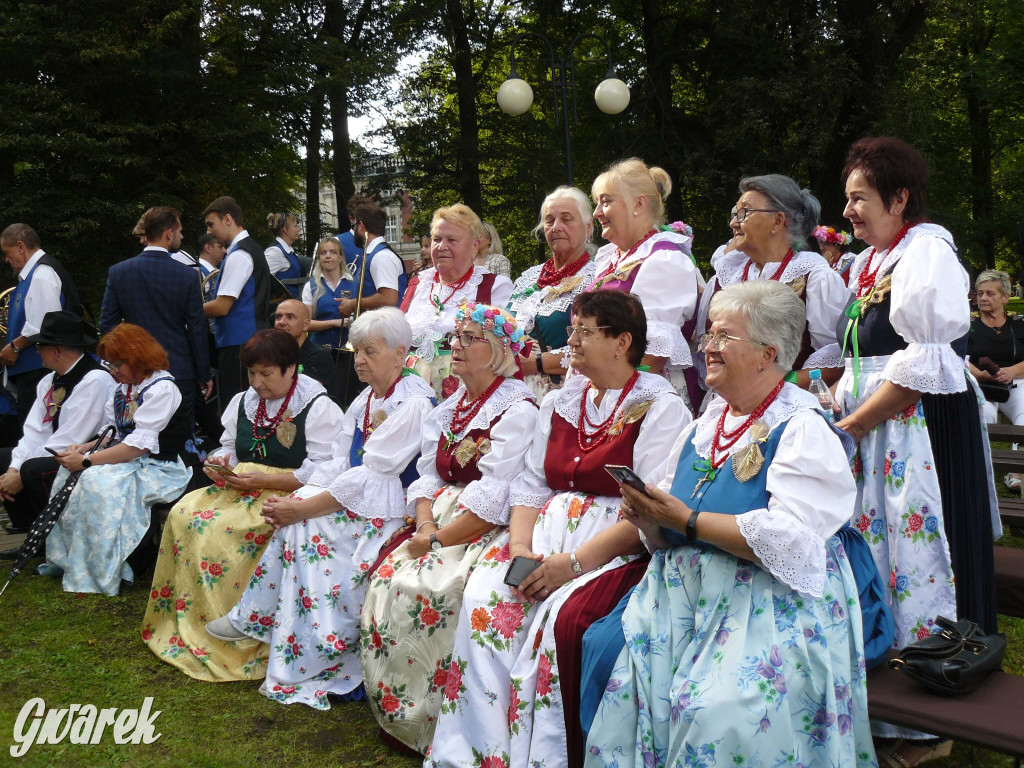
[{"x1": 206, "y1": 615, "x2": 248, "y2": 642}]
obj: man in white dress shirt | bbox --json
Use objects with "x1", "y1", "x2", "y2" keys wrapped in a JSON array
[
  {"x1": 337, "y1": 201, "x2": 405, "y2": 318},
  {"x1": 1, "y1": 224, "x2": 82, "y2": 423},
  {"x1": 0, "y1": 311, "x2": 114, "y2": 551}
]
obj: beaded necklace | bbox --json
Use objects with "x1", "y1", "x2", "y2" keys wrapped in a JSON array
[
  {"x1": 363, "y1": 375, "x2": 400, "y2": 440},
  {"x1": 856, "y1": 222, "x2": 913, "y2": 299},
  {"x1": 447, "y1": 375, "x2": 504, "y2": 440},
  {"x1": 251, "y1": 374, "x2": 298, "y2": 459},
  {"x1": 430, "y1": 267, "x2": 475, "y2": 314},
  {"x1": 536, "y1": 251, "x2": 591, "y2": 289},
  {"x1": 741, "y1": 249, "x2": 794, "y2": 282},
  {"x1": 595, "y1": 229, "x2": 658, "y2": 281},
  {"x1": 577, "y1": 370, "x2": 640, "y2": 453},
  {"x1": 691, "y1": 379, "x2": 785, "y2": 497}
]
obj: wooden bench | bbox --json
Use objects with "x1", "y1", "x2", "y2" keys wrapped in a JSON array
[{"x1": 868, "y1": 652, "x2": 1024, "y2": 761}]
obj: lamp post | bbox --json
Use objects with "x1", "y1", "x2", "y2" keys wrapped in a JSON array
[{"x1": 496, "y1": 32, "x2": 630, "y2": 185}]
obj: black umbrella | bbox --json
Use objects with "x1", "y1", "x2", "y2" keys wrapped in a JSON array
[{"x1": 0, "y1": 426, "x2": 116, "y2": 597}]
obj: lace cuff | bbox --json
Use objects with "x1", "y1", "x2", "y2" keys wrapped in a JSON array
[
  {"x1": 123, "y1": 428, "x2": 160, "y2": 454},
  {"x1": 407, "y1": 472, "x2": 444, "y2": 510},
  {"x1": 303, "y1": 456, "x2": 351, "y2": 488},
  {"x1": 803, "y1": 343, "x2": 843, "y2": 370},
  {"x1": 736, "y1": 507, "x2": 826, "y2": 598},
  {"x1": 559, "y1": 347, "x2": 573, "y2": 369},
  {"x1": 882, "y1": 342, "x2": 967, "y2": 394},
  {"x1": 645, "y1": 320, "x2": 692, "y2": 366},
  {"x1": 458, "y1": 476, "x2": 512, "y2": 526},
  {"x1": 508, "y1": 471, "x2": 553, "y2": 509},
  {"x1": 292, "y1": 458, "x2": 318, "y2": 485},
  {"x1": 329, "y1": 465, "x2": 407, "y2": 520}
]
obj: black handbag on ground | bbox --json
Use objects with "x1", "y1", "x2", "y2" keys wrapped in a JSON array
[{"x1": 888, "y1": 615, "x2": 1005, "y2": 695}]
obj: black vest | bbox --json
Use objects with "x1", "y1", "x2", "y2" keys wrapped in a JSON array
[
  {"x1": 237, "y1": 235, "x2": 272, "y2": 330},
  {"x1": 39, "y1": 253, "x2": 84, "y2": 318},
  {"x1": 50, "y1": 354, "x2": 103, "y2": 432}
]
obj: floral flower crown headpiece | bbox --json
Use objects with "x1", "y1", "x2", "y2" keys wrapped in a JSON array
[
  {"x1": 456, "y1": 300, "x2": 525, "y2": 355},
  {"x1": 813, "y1": 226, "x2": 853, "y2": 247},
  {"x1": 660, "y1": 220, "x2": 693, "y2": 238}
]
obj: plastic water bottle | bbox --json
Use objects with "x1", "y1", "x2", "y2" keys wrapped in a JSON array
[{"x1": 808, "y1": 369, "x2": 837, "y2": 422}]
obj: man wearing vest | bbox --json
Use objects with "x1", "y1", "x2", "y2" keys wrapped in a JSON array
[
  {"x1": 100, "y1": 206, "x2": 211, "y2": 432},
  {"x1": 0, "y1": 311, "x2": 114, "y2": 549},
  {"x1": 337, "y1": 201, "x2": 407, "y2": 319},
  {"x1": 202, "y1": 196, "x2": 271, "y2": 407},
  {"x1": 1, "y1": 223, "x2": 82, "y2": 425}
]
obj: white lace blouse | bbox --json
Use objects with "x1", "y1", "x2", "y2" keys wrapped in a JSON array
[
  {"x1": 407, "y1": 378, "x2": 537, "y2": 526},
  {"x1": 659, "y1": 385, "x2": 855, "y2": 598}
]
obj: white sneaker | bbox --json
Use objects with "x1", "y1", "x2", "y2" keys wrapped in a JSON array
[
  {"x1": 206, "y1": 615, "x2": 248, "y2": 642},
  {"x1": 1005, "y1": 473, "x2": 1022, "y2": 491}
]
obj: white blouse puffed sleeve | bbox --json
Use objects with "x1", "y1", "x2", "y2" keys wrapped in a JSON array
[
  {"x1": 507, "y1": 391, "x2": 557, "y2": 509},
  {"x1": 327, "y1": 395, "x2": 436, "y2": 519},
  {"x1": 735, "y1": 410, "x2": 856, "y2": 598},
  {"x1": 630, "y1": 245, "x2": 700, "y2": 366},
  {"x1": 123, "y1": 376, "x2": 182, "y2": 454},
  {"x1": 457, "y1": 400, "x2": 539, "y2": 526},
  {"x1": 801, "y1": 264, "x2": 848, "y2": 369},
  {"x1": 633, "y1": 392, "x2": 692, "y2": 481},
  {"x1": 300, "y1": 406, "x2": 356, "y2": 486},
  {"x1": 488, "y1": 274, "x2": 515, "y2": 310},
  {"x1": 883, "y1": 236, "x2": 969, "y2": 394},
  {"x1": 406, "y1": 407, "x2": 445, "y2": 507},
  {"x1": 293, "y1": 395, "x2": 346, "y2": 479},
  {"x1": 211, "y1": 392, "x2": 244, "y2": 464}
]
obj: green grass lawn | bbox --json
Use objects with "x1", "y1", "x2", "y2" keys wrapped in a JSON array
[{"x1": 2, "y1": 536, "x2": 1022, "y2": 767}]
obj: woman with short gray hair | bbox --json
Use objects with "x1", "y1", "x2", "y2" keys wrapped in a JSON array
[
  {"x1": 708, "y1": 278, "x2": 806, "y2": 373},
  {"x1": 694, "y1": 174, "x2": 849, "y2": 406},
  {"x1": 968, "y1": 269, "x2": 1024, "y2": 489}
]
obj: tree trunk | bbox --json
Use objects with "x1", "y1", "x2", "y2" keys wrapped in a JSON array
[
  {"x1": 329, "y1": 81, "x2": 355, "y2": 205},
  {"x1": 446, "y1": 0, "x2": 483, "y2": 215},
  {"x1": 305, "y1": 83, "x2": 326, "y2": 258}
]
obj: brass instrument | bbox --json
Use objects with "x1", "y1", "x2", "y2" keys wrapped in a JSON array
[
  {"x1": 0, "y1": 286, "x2": 13, "y2": 338},
  {"x1": 340, "y1": 249, "x2": 368, "y2": 353},
  {"x1": 200, "y1": 268, "x2": 220, "y2": 303}
]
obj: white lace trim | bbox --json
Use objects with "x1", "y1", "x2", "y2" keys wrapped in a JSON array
[
  {"x1": 736, "y1": 508, "x2": 826, "y2": 597},
  {"x1": 406, "y1": 472, "x2": 444, "y2": 508},
  {"x1": 693, "y1": 384, "x2": 819, "y2": 459},
  {"x1": 647, "y1": 319, "x2": 692, "y2": 365},
  {"x1": 559, "y1": 346, "x2": 573, "y2": 369},
  {"x1": 882, "y1": 343, "x2": 967, "y2": 394},
  {"x1": 506, "y1": 260, "x2": 598, "y2": 334},
  {"x1": 329, "y1": 465, "x2": 407, "y2": 520},
  {"x1": 304, "y1": 455, "x2": 349, "y2": 487},
  {"x1": 124, "y1": 428, "x2": 160, "y2": 454},
  {"x1": 405, "y1": 266, "x2": 487, "y2": 362},
  {"x1": 712, "y1": 249, "x2": 828, "y2": 288},
  {"x1": 458, "y1": 475, "x2": 513, "y2": 526},
  {"x1": 242, "y1": 374, "x2": 326, "y2": 421},
  {"x1": 294, "y1": 458, "x2": 318, "y2": 481},
  {"x1": 552, "y1": 371, "x2": 675, "y2": 428},
  {"x1": 592, "y1": 231, "x2": 693, "y2": 282},
  {"x1": 804, "y1": 343, "x2": 843, "y2": 370},
  {"x1": 437, "y1": 378, "x2": 535, "y2": 436},
  {"x1": 349, "y1": 373, "x2": 436, "y2": 423},
  {"x1": 507, "y1": 471, "x2": 553, "y2": 508},
  {"x1": 847, "y1": 223, "x2": 956, "y2": 287}
]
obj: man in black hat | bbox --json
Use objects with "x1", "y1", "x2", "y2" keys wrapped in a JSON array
[{"x1": 0, "y1": 311, "x2": 114, "y2": 552}]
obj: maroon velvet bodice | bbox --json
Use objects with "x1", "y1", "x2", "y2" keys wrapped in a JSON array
[
  {"x1": 544, "y1": 411, "x2": 646, "y2": 497},
  {"x1": 434, "y1": 419, "x2": 496, "y2": 485}
]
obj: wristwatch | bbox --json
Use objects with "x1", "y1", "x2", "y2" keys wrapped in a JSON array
[
  {"x1": 569, "y1": 551, "x2": 583, "y2": 576},
  {"x1": 8, "y1": 342, "x2": 20, "y2": 356},
  {"x1": 685, "y1": 508, "x2": 701, "y2": 543},
  {"x1": 81, "y1": 457, "x2": 92, "y2": 469},
  {"x1": 429, "y1": 533, "x2": 442, "y2": 552}
]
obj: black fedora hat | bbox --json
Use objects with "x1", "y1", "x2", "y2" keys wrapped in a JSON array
[{"x1": 23, "y1": 311, "x2": 95, "y2": 347}]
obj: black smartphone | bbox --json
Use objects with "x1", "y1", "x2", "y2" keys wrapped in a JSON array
[
  {"x1": 504, "y1": 555, "x2": 543, "y2": 588},
  {"x1": 605, "y1": 464, "x2": 649, "y2": 495},
  {"x1": 45, "y1": 446, "x2": 61, "y2": 456}
]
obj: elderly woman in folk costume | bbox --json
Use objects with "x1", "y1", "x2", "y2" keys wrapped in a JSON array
[
  {"x1": 426, "y1": 290, "x2": 689, "y2": 768},
  {"x1": 400, "y1": 205, "x2": 515, "y2": 400},
  {"x1": 694, "y1": 175, "x2": 849, "y2": 402},
  {"x1": 359, "y1": 301, "x2": 536, "y2": 755},
  {"x1": 508, "y1": 186, "x2": 597, "y2": 400},
  {"x1": 586, "y1": 158, "x2": 702, "y2": 410},
  {"x1": 583, "y1": 281, "x2": 876, "y2": 768},
  {"x1": 142, "y1": 329, "x2": 343, "y2": 681},
  {"x1": 201, "y1": 308, "x2": 436, "y2": 710}
]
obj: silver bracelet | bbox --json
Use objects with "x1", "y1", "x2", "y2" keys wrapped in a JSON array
[{"x1": 415, "y1": 520, "x2": 437, "y2": 533}]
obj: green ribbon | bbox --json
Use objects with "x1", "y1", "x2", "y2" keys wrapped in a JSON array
[
  {"x1": 636, "y1": 364, "x2": 651, "y2": 373},
  {"x1": 841, "y1": 299, "x2": 863, "y2": 398},
  {"x1": 692, "y1": 458, "x2": 716, "y2": 482},
  {"x1": 783, "y1": 370, "x2": 798, "y2": 384}
]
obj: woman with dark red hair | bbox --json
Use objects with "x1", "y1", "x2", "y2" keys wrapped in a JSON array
[{"x1": 42, "y1": 323, "x2": 192, "y2": 596}]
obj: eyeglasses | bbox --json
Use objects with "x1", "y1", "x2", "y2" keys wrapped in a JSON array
[
  {"x1": 447, "y1": 331, "x2": 489, "y2": 348},
  {"x1": 697, "y1": 332, "x2": 767, "y2": 353},
  {"x1": 100, "y1": 360, "x2": 123, "y2": 373},
  {"x1": 729, "y1": 207, "x2": 778, "y2": 223},
  {"x1": 566, "y1": 325, "x2": 611, "y2": 340}
]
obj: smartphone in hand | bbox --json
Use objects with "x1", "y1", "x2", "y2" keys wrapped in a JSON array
[
  {"x1": 504, "y1": 555, "x2": 543, "y2": 588},
  {"x1": 604, "y1": 464, "x2": 649, "y2": 495},
  {"x1": 45, "y1": 446, "x2": 62, "y2": 457},
  {"x1": 204, "y1": 463, "x2": 238, "y2": 478}
]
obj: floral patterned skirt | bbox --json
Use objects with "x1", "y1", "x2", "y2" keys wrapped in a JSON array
[
  {"x1": 227, "y1": 485, "x2": 406, "y2": 709},
  {"x1": 44, "y1": 457, "x2": 190, "y2": 596},
  {"x1": 585, "y1": 538, "x2": 877, "y2": 768},
  {"x1": 426, "y1": 491, "x2": 637, "y2": 768},
  {"x1": 359, "y1": 485, "x2": 502, "y2": 754},
  {"x1": 405, "y1": 351, "x2": 457, "y2": 402},
  {"x1": 141, "y1": 462, "x2": 290, "y2": 681}
]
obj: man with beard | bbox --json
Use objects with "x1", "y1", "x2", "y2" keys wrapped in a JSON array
[{"x1": 100, "y1": 206, "x2": 211, "y2": 429}]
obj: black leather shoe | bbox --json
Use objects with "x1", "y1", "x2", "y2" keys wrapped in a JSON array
[
  {"x1": 4, "y1": 524, "x2": 30, "y2": 535},
  {"x1": 0, "y1": 547, "x2": 23, "y2": 560}
]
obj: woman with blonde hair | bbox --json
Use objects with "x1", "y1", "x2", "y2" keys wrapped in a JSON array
[
  {"x1": 587, "y1": 158, "x2": 702, "y2": 410},
  {"x1": 474, "y1": 221, "x2": 511, "y2": 278},
  {"x1": 301, "y1": 236, "x2": 356, "y2": 349},
  {"x1": 400, "y1": 204, "x2": 515, "y2": 399}
]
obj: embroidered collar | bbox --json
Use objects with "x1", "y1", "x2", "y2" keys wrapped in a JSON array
[
  {"x1": 847, "y1": 223, "x2": 956, "y2": 288},
  {"x1": 436, "y1": 377, "x2": 535, "y2": 434},
  {"x1": 552, "y1": 370, "x2": 673, "y2": 428},
  {"x1": 591, "y1": 231, "x2": 693, "y2": 282},
  {"x1": 349, "y1": 373, "x2": 435, "y2": 423},
  {"x1": 692, "y1": 384, "x2": 818, "y2": 459},
  {"x1": 406, "y1": 266, "x2": 487, "y2": 361},
  {"x1": 507, "y1": 259, "x2": 597, "y2": 333},
  {"x1": 712, "y1": 248, "x2": 830, "y2": 288},
  {"x1": 243, "y1": 374, "x2": 325, "y2": 421}
]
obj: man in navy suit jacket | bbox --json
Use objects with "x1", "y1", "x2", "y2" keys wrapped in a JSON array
[{"x1": 100, "y1": 206, "x2": 211, "y2": 429}]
